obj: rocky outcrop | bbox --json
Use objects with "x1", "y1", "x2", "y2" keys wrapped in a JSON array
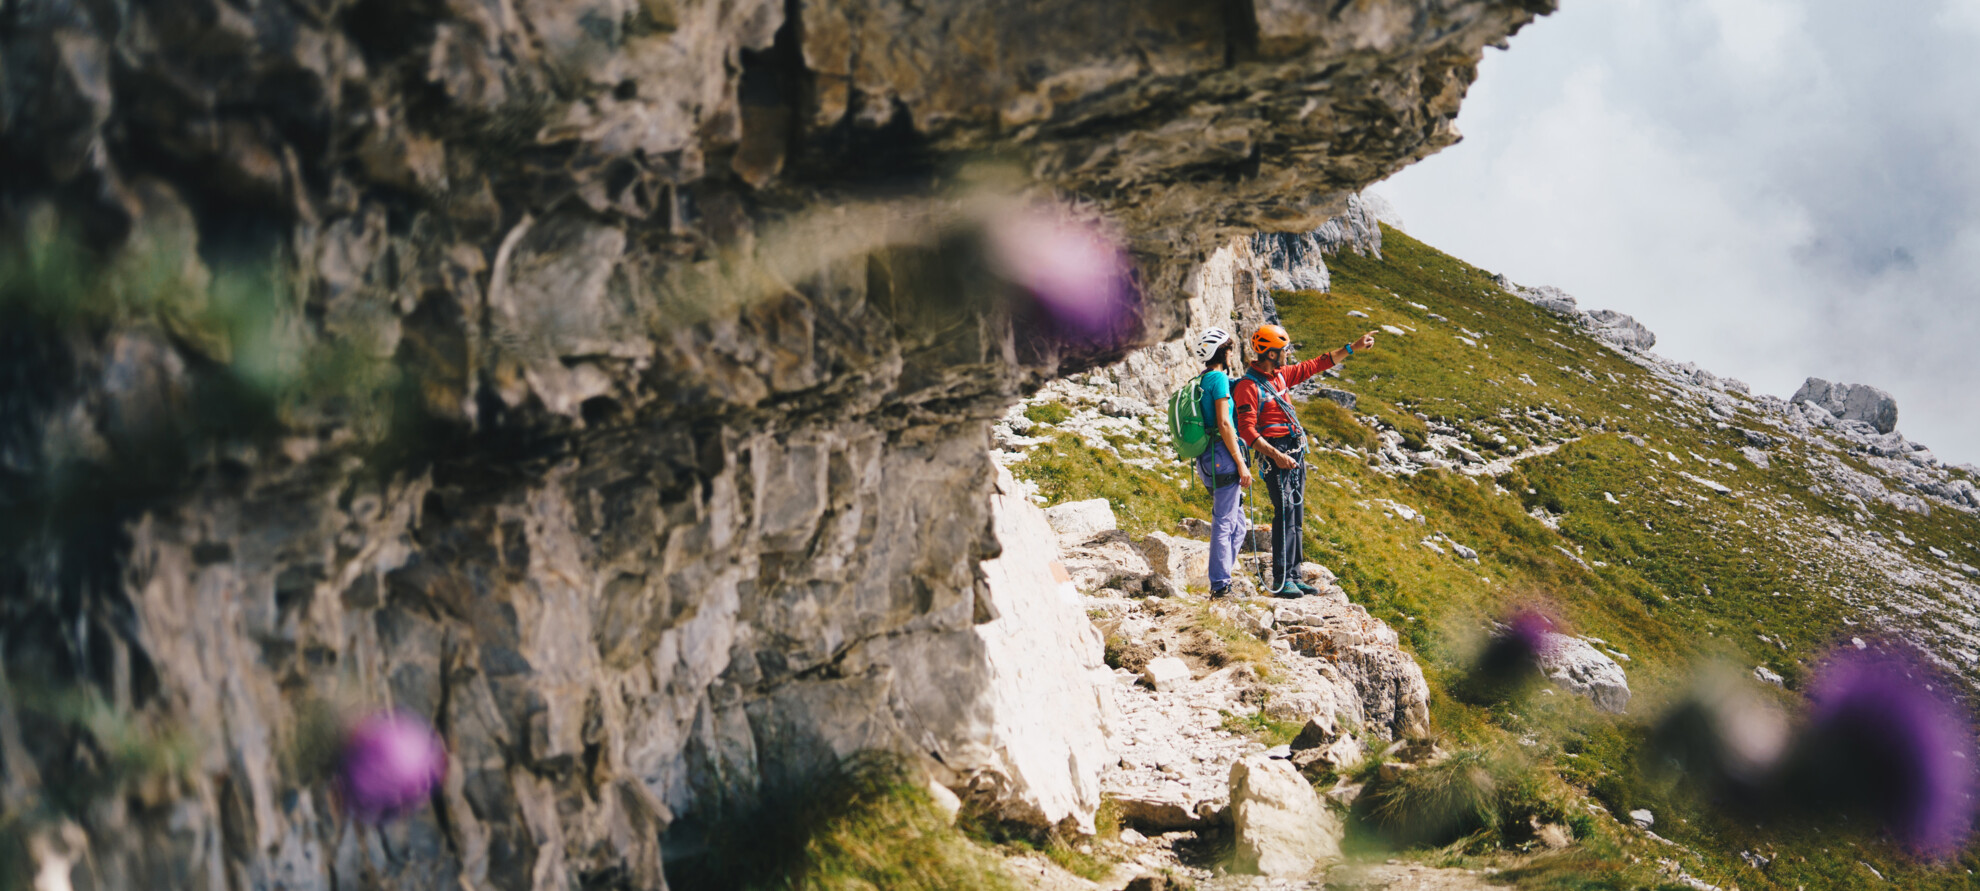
[
  {"x1": 1311, "y1": 191, "x2": 1394, "y2": 259},
  {"x1": 1102, "y1": 237, "x2": 1278, "y2": 407},
  {"x1": 1508, "y1": 282, "x2": 1584, "y2": 317},
  {"x1": 1793, "y1": 377, "x2": 1899, "y2": 435},
  {"x1": 1274, "y1": 592, "x2": 1432, "y2": 740},
  {"x1": 1497, "y1": 278, "x2": 1656, "y2": 351},
  {"x1": 1584, "y1": 308, "x2": 1658, "y2": 351},
  {"x1": 1255, "y1": 230, "x2": 1336, "y2": 294},
  {"x1": 0, "y1": 0, "x2": 1551, "y2": 887},
  {"x1": 1252, "y1": 190, "x2": 1396, "y2": 299},
  {"x1": 918, "y1": 465, "x2": 1114, "y2": 832}
]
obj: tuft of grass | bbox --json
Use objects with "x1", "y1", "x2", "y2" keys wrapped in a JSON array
[
  {"x1": 1041, "y1": 834, "x2": 1112, "y2": 881},
  {"x1": 1191, "y1": 603, "x2": 1276, "y2": 680},
  {"x1": 1218, "y1": 709, "x2": 1303, "y2": 747},
  {"x1": 1024, "y1": 401, "x2": 1073, "y2": 425},
  {"x1": 962, "y1": 810, "x2": 1116, "y2": 883},
  {"x1": 670, "y1": 752, "x2": 1017, "y2": 891},
  {"x1": 1103, "y1": 632, "x2": 1154, "y2": 673},
  {"x1": 1367, "y1": 749, "x2": 1501, "y2": 847}
]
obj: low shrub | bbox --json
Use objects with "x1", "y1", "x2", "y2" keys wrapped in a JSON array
[{"x1": 1367, "y1": 749, "x2": 1500, "y2": 847}]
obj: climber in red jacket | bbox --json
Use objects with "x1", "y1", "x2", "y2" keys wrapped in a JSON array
[{"x1": 1232, "y1": 324, "x2": 1377, "y2": 596}]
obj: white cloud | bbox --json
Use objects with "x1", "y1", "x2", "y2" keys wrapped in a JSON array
[{"x1": 1382, "y1": 0, "x2": 1980, "y2": 463}]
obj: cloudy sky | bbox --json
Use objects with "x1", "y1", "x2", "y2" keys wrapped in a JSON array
[{"x1": 1380, "y1": 0, "x2": 1980, "y2": 465}]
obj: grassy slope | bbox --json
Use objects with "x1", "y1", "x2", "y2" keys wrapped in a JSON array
[{"x1": 1017, "y1": 226, "x2": 1980, "y2": 889}]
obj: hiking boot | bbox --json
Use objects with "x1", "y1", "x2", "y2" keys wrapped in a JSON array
[
  {"x1": 1293, "y1": 581, "x2": 1323, "y2": 597},
  {"x1": 1269, "y1": 582, "x2": 1305, "y2": 598},
  {"x1": 1210, "y1": 583, "x2": 1233, "y2": 599}
]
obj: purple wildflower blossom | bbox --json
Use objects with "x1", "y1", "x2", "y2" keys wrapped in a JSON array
[
  {"x1": 1466, "y1": 609, "x2": 1559, "y2": 700},
  {"x1": 337, "y1": 710, "x2": 447, "y2": 823},
  {"x1": 982, "y1": 205, "x2": 1137, "y2": 341},
  {"x1": 1799, "y1": 643, "x2": 1977, "y2": 858}
]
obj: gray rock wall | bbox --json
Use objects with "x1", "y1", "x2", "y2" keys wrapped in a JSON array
[{"x1": 0, "y1": 0, "x2": 1550, "y2": 887}]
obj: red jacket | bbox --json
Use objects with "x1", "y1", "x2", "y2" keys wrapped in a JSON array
[{"x1": 1233, "y1": 354, "x2": 1338, "y2": 445}]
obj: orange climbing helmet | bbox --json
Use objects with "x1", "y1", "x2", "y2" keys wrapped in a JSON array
[{"x1": 1250, "y1": 324, "x2": 1291, "y2": 353}]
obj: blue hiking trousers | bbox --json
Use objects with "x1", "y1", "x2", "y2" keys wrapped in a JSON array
[{"x1": 1195, "y1": 441, "x2": 1249, "y2": 590}]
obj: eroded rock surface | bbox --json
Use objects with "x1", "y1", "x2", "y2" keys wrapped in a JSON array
[{"x1": 0, "y1": 0, "x2": 1550, "y2": 887}]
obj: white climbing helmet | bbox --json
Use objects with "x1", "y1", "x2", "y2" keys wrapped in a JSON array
[{"x1": 1193, "y1": 326, "x2": 1233, "y2": 363}]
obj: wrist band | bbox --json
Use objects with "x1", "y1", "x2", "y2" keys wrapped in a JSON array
[{"x1": 1344, "y1": 343, "x2": 1354, "y2": 357}]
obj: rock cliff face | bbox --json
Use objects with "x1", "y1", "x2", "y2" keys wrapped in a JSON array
[
  {"x1": 1252, "y1": 190, "x2": 1393, "y2": 299},
  {"x1": 0, "y1": 0, "x2": 1550, "y2": 887}
]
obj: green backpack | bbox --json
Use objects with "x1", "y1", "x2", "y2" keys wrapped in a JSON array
[{"x1": 1166, "y1": 375, "x2": 1211, "y2": 460}]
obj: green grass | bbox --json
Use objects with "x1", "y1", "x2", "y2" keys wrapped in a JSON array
[
  {"x1": 671, "y1": 752, "x2": 1018, "y2": 891},
  {"x1": 1024, "y1": 401, "x2": 1073, "y2": 425},
  {"x1": 1011, "y1": 223, "x2": 1980, "y2": 888},
  {"x1": 1013, "y1": 433, "x2": 1206, "y2": 536},
  {"x1": 1302, "y1": 398, "x2": 1382, "y2": 451},
  {"x1": 1193, "y1": 603, "x2": 1278, "y2": 680},
  {"x1": 1218, "y1": 709, "x2": 1304, "y2": 746}
]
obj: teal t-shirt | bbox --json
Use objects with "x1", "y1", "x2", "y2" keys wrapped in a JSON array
[{"x1": 1199, "y1": 370, "x2": 1232, "y2": 443}]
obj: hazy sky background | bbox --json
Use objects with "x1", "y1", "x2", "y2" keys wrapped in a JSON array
[{"x1": 1380, "y1": 0, "x2": 1980, "y2": 466}]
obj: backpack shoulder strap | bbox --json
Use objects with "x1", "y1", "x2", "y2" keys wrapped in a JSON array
[{"x1": 1243, "y1": 368, "x2": 1303, "y2": 432}]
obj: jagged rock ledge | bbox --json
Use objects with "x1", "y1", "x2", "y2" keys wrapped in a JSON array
[{"x1": 0, "y1": 1, "x2": 1553, "y2": 888}]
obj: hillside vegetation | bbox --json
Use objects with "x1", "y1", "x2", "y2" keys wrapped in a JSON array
[{"x1": 1009, "y1": 225, "x2": 1980, "y2": 889}]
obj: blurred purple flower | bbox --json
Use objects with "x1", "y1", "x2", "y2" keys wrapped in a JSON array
[
  {"x1": 982, "y1": 205, "x2": 1136, "y2": 339},
  {"x1": 1465, "y1": 609, "x2": 1559, "y2": 700},
  {"x1": 1797, "y1": 643, "x2": 1976, "y2": 858},
  {"x1": 337, "y1": 710, "x2": 447, "y2": 823}
]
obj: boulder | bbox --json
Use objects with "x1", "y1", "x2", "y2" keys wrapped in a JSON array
[
  {"x1": 1290, "y1": 714, "x2": 1340, "y2": 750},
  {"x1": 1514, "y1": 284, "x2": 1579, "y2": 316},
  {"x1": 1737, "y1": 428, "x2": 1778, "y2": 449},
  {"x1": 1537, "y1": 634, "x2": 1631, "y2": 714},
  {"x1": 1175, "y1": 517, "x2": 1213, "y2": 540},
  {"x1": 1138, "y1": 532, "x2": 1211, "y2": 591},
  {"x1": 1143, "y1": 657, "x2": 1192, "y2": 692},
  {"x1": 1114, "y1": 797, "x2": 1209, "y2": 833},
  {"x1": 1792, "y1": 378, "x2": 1899, "y2": 434},
  {"x1": 1310, "y1": 387, "x2": 1358, "y2": 410},
  {"x1": 1272, "y1": 598, "x2": 1427, "y2": 739},
  {"x1": 1044, "y1": 498, "x2": 1119, "y2": 542},
  {"x1": 1228, "y1": 755, "x2": 1342, "y2": 876}
]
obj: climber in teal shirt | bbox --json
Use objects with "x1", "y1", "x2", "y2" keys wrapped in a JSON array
[{"x1": 1191, "y1": 327, "x2": 1252, "y2": 597}]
